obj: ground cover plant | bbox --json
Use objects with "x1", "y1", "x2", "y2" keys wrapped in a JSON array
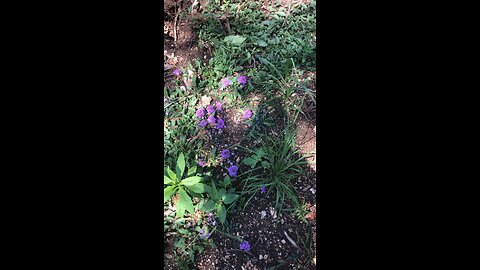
[{"x1": 164, "y1": 0, "x2": 316, "y2": 268}]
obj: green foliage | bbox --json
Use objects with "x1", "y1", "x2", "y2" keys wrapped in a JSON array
[
  {"x1": 164, "y1": 153, "x2": 211, "y2": 218},
  {"x1": 201, "y1": 181, "x2": 239, "y2": 224}
]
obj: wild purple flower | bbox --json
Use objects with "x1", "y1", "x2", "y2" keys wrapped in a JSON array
[
  {"x1": 172, "y1": 69, "x2": 182, "y2": 76},
  {"x1": 207, "y1": 115, "x2": 216, "y2": 125},
  {"x1": 221, "y1": 77, "x2": 231, "y2": 87},
  {"x1": 198, "y1": 158, "x2": 206, "y2": 167},
  {"x1": 196, "y1": 108, "x2": 206, "y2": 119},
  {"x1": 243, "y1": 109, "x2": 253, "y2": 119},
  {"x1": 207, "y1": 213, "x2": 216, "y2": 226},
  {"x1": 216, "y1": 118, "x2": 225, "y2": 129},
  {"x1": 220, "y1": 149, "x2": 230, "y2": 160},
  {"x1": 198, "y1": 120, "x2": 208, "y2": 127},
  {"x1": 239, "y1": 241, "x2": 251, "y2": 252},
  {"x1": 199, "y1": 229, "x2": 213, "y2": 239},
  {"x1": 228, "y1": 165, "x2": 238, "y2": 177},
  {"x1": 237, "y1": 75, "x2": 247, "y2": 85},
  {"x1": 260, "y1": 185, "x2": 267, "y2": 193},
  {"x1": 206, "y1": 105, "x2": 215, "y2": 115},
  {"x1": 215, "y1": 101, "x2": 223, "y2": 111}
]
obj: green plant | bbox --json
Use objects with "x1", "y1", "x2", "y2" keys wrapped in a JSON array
[
  {"x1": 239, "y1": 124, "x2": 307, "y2": 211},
  {"x1": 201, "y1": 179, "x2": 239, "y2": 224},
  {"x1": 164, "y1": 153, "x2": 211, "y2": 218}
]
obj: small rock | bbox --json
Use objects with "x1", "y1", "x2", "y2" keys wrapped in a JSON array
[
  {"x1": 310, "y1": 188, "x2": 316, "y2": 194},
  {"x1": 261, "y1": 210, "x2": 267, "y2": 219},
  {"x1": 281, "y1": 239, "x2": 286, "y2": 244},
  {"x1": 259, "y1": 255, "x2": 263, "y2": 260}
]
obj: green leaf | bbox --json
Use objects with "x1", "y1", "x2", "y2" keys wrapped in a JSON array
[
  {"x1": 177, "y1": 188, "x2": 195, "y2": 215},
  {"x1": 175, "y1": 153, "x2": 186, "y2": 180},
  {"x1": 202, "y1": 199, "x2": 216, "y2": 212},
  {"x1": 164, "y1": 186, "x2": 177, "y2": 203},
  {"x1": 216, "y1": 203, "x2": 227, "y2": 224},
  {"x1": 261, "y1": 161, "x2": 271, "y2": 169},
  {"x1": 181, "y1": 176, "x2": 202, "y2": 186},
  {"x1": 219, "y1": 188, "x2": 226, "y2": 200},
  {"x1": 174, "y1": 238, "x2": 186, "y2": 249},
  {"x1": 223, "y1": 176, "x2": 231, "y2": 187},
  {"x1": 211, "y1": 183, "x2": 219, "y2": 201},
  {"x1": 187, "y1": 183, "x2": 209, "y2": 193},
  {"x1": 243, "y1": 157, "x2": 257, "y2": 167},
  {"x1": 255, "y1": 148, "x2": 266, "y2": 159},
  {"x1": 187, "y1": 165, "x2": 197, "y2": 176},
  {"x1": 164, "y1": 175, "x2": 173, "y2": 185},
  {"x1": 256, "y1": 40, "x2": 268, "y2": 47},
  {"x1": 223, "y1": 193, "x2": 239, "y2": 204},
  {"x1": 224, "y1": 35, "x2": 247, "y2": 45},
  {"x1": 167, "y1": 167, "x2": 177, "y2": 182}
]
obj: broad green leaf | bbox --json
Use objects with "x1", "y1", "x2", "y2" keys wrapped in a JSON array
[
  {"x1": 187, "y1": 165, "x2": 197, "y2": 176},
  {"x1": 211, "y1": 183, "x2": 219, "y2": 201},
  {"x1": 243, "y1": 157, "x2": 257, "y2": 167},
  {"x1": 175, "y1": 153, "x2": 185, "y2": 180},
  {"x1": 255, "y1": 148, "x2": 266, "y2": 159},
  {"x1": 219, "y1": 188, "x2": 226, "y2": 200},
  {"x1": 167, "y1": 167, "x2": 177, "y2": 182},
  {"x1": 187, "y1": 183, "x2": 209, "y2": 193},
  {"x1": 181, "y1": 176, "x2": 202, "y2": 186},
  {"x1": 164, "y1": 186, "x2": 177, "y2": 203},
  {"x1": 223, "y1": 176, "x2": 231, "y2": 187},
  {"x1": 216, "y1": 203, "x2": 227, "y2": 224},
  {"x1": 177, "y1": 188, "x2": 194, "y2": 215},
  {"x1": 261, "y1": 161, "x2": 271, "y2": 169},
  {"x1": 224, "y1": 35, "x2": 246, "y2": 45},
  {"x1": 223, "y1": 194, "x2": 239, "y2": 204},
  {"x1": 164, "y1": 175, "x2": 173, "y2": 185},
  {"x1": 202, "y1": 199, "x2": 216, "y2": 212}
]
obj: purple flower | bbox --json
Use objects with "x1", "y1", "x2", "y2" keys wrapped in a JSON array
[
  {"x1": 228, "y1": 165, "x2": 238, "y2": 177},
  {"x1": 206, "y1": 105, "x2": 215, "y2": 115},
  {"x1": 216, "y1": 118, "x2": 225, "y2": 129},
  {"x1": 198, "y1": 158, "x2": 206, "y2": 167},
  {"x1": 199, "y1": 229, "x2": 213, "y2": 239},
  {"x1": 260, "y1": 185, "x2": 267, "y2": 193},
  {"x1": 220, "y1": 149, "x2": 230, "y2": 160},
  {"x1": 239, "y1": 240, "x2": 251, "y2": 252},
  {"x1": 221, "y1": 77, "x2": 231, "y2": 88},
  {"x1": 215, "y1": 101, "x2": 223, "y2": 111},
  {"x1": 208, "y1": 213, "x2": 216, "y2": 226},
  {"x1": 207, "y1": 115, "x2": 216, "y2": 125},
  {"x1": 243, "y1": 109, "x2": 253, "y2": 119},
  {"x1": 196, "y1": 108, "x2": 206, "y2": 119},
  {"x1": 172, "y1": 69, "x2": 182, "y2": 76},
  {"x1": 198, "y1": 120, "x2": 208, "y2": 127},
  {"x1": 237, "y1": 75, "x2": 247, "y2": 85}
]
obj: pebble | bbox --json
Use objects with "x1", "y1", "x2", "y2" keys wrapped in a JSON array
[
  {"x1": 310, "y1": 188, "x2": 316, "y2": 194},
  {"x1": 260, "y1": 211, "x2": 267, "y2": 219},
  {"x1": 259, "y1": 255, "x2": 263, "y2": 260},
  {"x1": 281, "y1": 239, "x2": 286, "y2": 244}
]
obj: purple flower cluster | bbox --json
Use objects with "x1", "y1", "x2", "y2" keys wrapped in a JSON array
[
  {"x1": 198, "y1": 157, "x2": 206, "y2": 167},
  {"x1": 208, "y1": 212, "x2": 216, "y2": 226},
  {"x1": 195, "y1": 102, "x2": 225, "y2": 129},
  {"x1": 239, "y1": 240, "x2": 251, "y2": 252},
  {"x1": 172, "y1": 68, "x2": 182, "y2": 76},
  {"x1": 220, "y1": 149, "x2": 231, "y2": 160},
  {"x1": 237, "y1": 75, "x2": 247, "y2": 86},
  {"x1": 243, "y1": 109, "x2": 253, "y2": 119},
  {"x1": 228, "y1": 165, "x2": 238, "y2": 177},
  {"x1": 221, "y1": 77, "x2": 231, "y2": 88},
  {"x1": 260, "y1": 185, "x2": 267, "y2": 193}
]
